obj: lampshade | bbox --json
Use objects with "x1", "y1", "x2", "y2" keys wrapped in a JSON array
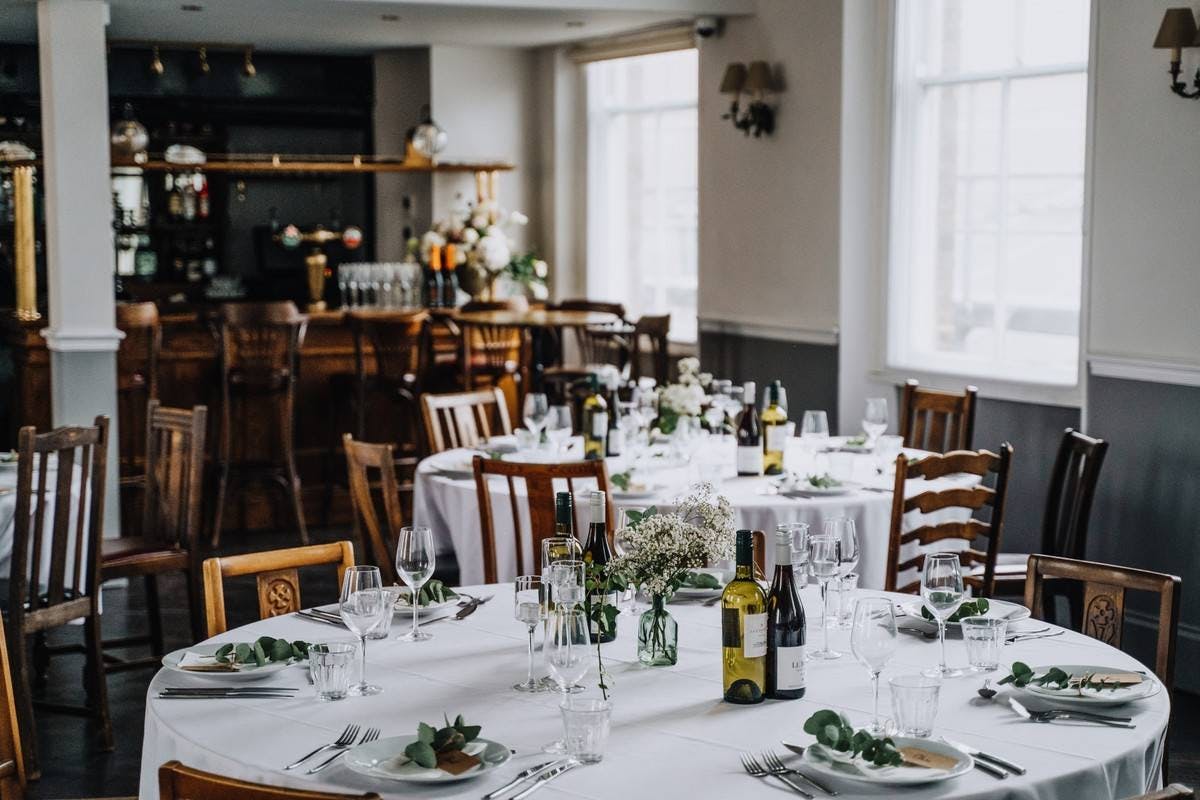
[
  {"x1": 1153, "y1": 7, "x2": 1197, "y2": 49},
  {"x1": 744, "y1": 60, "x2": 773, "y2": 92},
  {"x1": 719, "y1": 62, "x2": 747, "y2": 94}
]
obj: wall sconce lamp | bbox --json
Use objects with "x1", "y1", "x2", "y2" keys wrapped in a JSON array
[
  {"x1": 1153, "y1": 7, "x2": 1200, "y2": 98},
  {"x1": 719, "y1": 60, "x2": 776, "y2": 137}
]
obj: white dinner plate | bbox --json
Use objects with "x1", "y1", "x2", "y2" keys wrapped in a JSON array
[
  {"x1": 780, "y1": 481, "x2": 860, "y2": 498},
  {"x1": 391, "y1": 594, "x2": 460, "y2": 618},
  {"x1": 612, "y1": 486, "x2": 665, "y2": 501},
  {"x1": 161, "y1": 644, "x2": 294, "y2": 682},
  {"x1": 800, "y1": 737, "x2": 972, "y2": 786},
  {"x1": 898, "y1": 599, "x2": 1031, "y2": 629},
  {"x1": 1020, "y1": 664, "x2": 1161, "y2": 707},
  {"x1": 343, "y1": 736, "x2": 511, "y2": 784}
]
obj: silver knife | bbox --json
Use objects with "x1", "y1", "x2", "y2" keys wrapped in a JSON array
[
  {"x1": 510, "y1": 761, "x2": 581, "y2": 799},
  {"x1": 776, "y1": 743, "x2": 840, "y2": 795},
  {"x1": 481, "y1": 760, "x2": 559, "y2": 800},
  {"x1": 455, "y1": 601, "x2": 481, "y2": 620},
  {"x1": 941, "y1": 738, "x2": 1023, "y2": 776}
]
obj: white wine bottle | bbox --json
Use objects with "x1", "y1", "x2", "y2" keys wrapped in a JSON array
[
  {"x1": 762, "y1": 380, "x2": 788, "y2": 476},
  {"x1": 766, "y1": 528, "x2": 806, "y2": 699},
  {"x1": 735, "y1": 381, "x2": 763, "y2": 476},
  {"x1": 721, "y1": 529, "x2": 768, "y2": 704},
  {"x1": 582, "y1": 374, "x2": 609, "y2": 460}
]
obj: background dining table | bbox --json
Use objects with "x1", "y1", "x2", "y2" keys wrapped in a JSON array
[
  {"x1": 412, "y1": 437, "x2": 979, "y2": 587},
  {"x1": 139, "y1": 582, "x2": 1169, "y2": 799}
]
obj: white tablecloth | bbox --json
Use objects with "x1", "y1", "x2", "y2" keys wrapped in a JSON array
[
  {"x1": 413, "y1": 438, "x2": 978, "y2": 588},
  {"x1": 140, "y1": 583, "x2": 1168, "y2": 799},
  {"x1": 0, "y1": 457, "x2": 86, "y2": 583}
]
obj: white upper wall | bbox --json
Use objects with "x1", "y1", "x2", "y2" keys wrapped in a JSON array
[{"x1": 696, "y1": 0, "x2": 843, "y2": 343}]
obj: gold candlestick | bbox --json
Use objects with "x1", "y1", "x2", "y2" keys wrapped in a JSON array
[{"x1": 12, "y1": 166, "x2": 40, "y2": 321}]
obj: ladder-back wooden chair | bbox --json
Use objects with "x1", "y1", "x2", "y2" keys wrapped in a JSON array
[
  {"x1": 422, "y1": 388, "x2": 513, "y2": 453},
  {"x1": 471, "y1": 456, "x2": 613, "y2": 584},
  {"x1": 899, "y1": 379, "x2": 978, "y2": 453},
  {"x1": 885, "y1": 444, "x2": 1013, "y2": 597},
  {"x1": 116, "y1": 301, "x2": 162, "y2": 535},
  {"x1": 343, "y1": 435, "x2": 408, "y2": 585},
  {"x1": 5, "y1": 416, "x2": 112, "y2": 778},
  {"x1": 459, "y1": 299, "x2": 529, "y2": 403},
  {"x1": 159, "y1": 761, "x2": 381, "y2": 800},
  {"x1": 201, "y1": 541, "x2": 355, "y2": 637},
  {"x1": 630, "y1": 314, "x2": 670, "y2": 385}
]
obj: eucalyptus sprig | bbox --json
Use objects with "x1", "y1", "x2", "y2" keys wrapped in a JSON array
[
  {"x1": 920, "y1": 597, "x2": 989, "y2": 624},
  {"x1": 403, "y1": 714, "x2": 482, "y2": 769},
  {"x1": 803, "y1": 710, "x2": 903, "y2": 767},
  {"x1": 213, "y1": 637, "x2": 309, "y2": 667},
  {"x1": 805, "y1": 473, "x2": 841, "y2": 489},
  {"x1": 998, "y1": 661, "x2": 1071, "y2": 689},
  {"x1": 586, "y1": 562, "x2": 627, "y2": 701}
]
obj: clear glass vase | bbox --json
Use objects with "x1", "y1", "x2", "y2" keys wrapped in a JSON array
[{"x1": 637, "y1": 594, "x2": 678, "y2": 666}]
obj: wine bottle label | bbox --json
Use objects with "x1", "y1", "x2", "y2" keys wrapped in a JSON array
[
  {"x1": 608, "y1": 429, "x2": 623, "y2": 455},
  {"x1": 591, "y1": 413, "x2": 609, "y2": 437},
  {"x1": 774, "y1": 645, "x2": 806, "y2": 690},
  {"x1": 737, "y1": 446, "x2": 763, "y2": 474},
  {"x1": 765, "y1": 426, "x2": 788, "y2": 453},
  {"x1": 743, "y1": 613, "x2": 767, "y2": 658}
]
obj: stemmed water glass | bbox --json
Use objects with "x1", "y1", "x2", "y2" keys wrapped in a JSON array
[
  {"x1": 800, "y1": 410, "x2": 830, "y2": 471},
  {"x1": 863, "y1": 398, "x2": 888, "y2": 447},
  {"x1": 542, "y1": 607, "x2": 591, "y2": 754},
  {"x1": 825, "y1": 517, "x2": 860, "y2": 630},
  {"x1": 851, "y1": 597, "x2": 898, "y2": 734},
  {"x1": 513, "y1": 575, "x2": 546, "y2": 693},
  {"x1": 395, "y1": 526, "x2": 436, "y2": 643},
  {"x1": 523, "y1": 393, "x2": 549, "y2": 444},
  {"x1": 545, "y1": 405, "x2": 573, "y2": 457},
  {"x1": 807, "y1": 533, "x2": 841, "y2": 660},
  {"x1": 339, "y1": 566, "x2": 387, "y2": 696},
  {"x1": 921, "y1": 553, "x2": 965, "y2": 678},
  {"x1": 614, "y1": 508, "x2": 646, "y2": 615}
]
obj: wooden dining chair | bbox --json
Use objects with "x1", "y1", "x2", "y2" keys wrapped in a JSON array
[
  {"x1": 1024, "y1": 555, "x2": 1181, "y2": 690},
  {"x1": 885, "y1": 444, "x2": 1013, "y2": 597},
  {"x1": 1124, "y1": 786, "x2": 1194, "y2": 800},
  {"x1": 100, "y1": 401, "x2": 208, "y2": 665},
  {"x1": 991, "y1": 428, "x2": 1109, "y2": 597},
  {"x1": 4, "y1": 417, "x2": 112, "y2": 778},
  {"x1": 421, "y1": 388, "x2": 513, "y2": 454},
  {"x1": 630, "y1": 314, "x2": 671, "y2": 385},
  {"x1": 158, "y1": 760, "x2": 381, "y2": 800},
  {"x1": 343, "y1": 435, "x2": 410, "y2": 585},
  {"x1": 471, "y1": 456, "x2": 613, "y2": 583},
  {"x1": 898, "y1": 379, "x2": 978, "y2": 453},
  {"x1": 115, "y1": 302, "x2": 162, "y2": 475},
  {"x1": 201, "y1": 541, "x2": 356, "y2": 637},
  {"x1": 460, "y1": 319, "x2": 528, "y2": 400}
]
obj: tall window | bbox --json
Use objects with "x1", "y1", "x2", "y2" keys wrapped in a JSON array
[
  {"x1": 888, "y1": 0, "x2": 1090, "y2": 386},
  {"x1": 587, "y1": 49, "x2": 698, "y2": 342}
]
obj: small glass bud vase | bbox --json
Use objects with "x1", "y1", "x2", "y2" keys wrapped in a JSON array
[{"x1": 637, "y1": 594, "x2": 678, "y2": 666}]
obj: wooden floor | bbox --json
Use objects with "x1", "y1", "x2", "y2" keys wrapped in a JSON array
[{"x1": 24, "y1": 527, "x2": 1200, "y2": 798}]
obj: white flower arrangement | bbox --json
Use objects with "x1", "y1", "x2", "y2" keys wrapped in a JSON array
[
  {"x1": 609, "y1": 483, "x2": 735, "y2": 598},
  {"x1": 420, "y1": 197, "x2": 547, "y2": 295},
  {"x1": 655, "y1": 357, "x2": 712, "y2": 432}
]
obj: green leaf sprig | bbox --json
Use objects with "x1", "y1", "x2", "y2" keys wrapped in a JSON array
[
  {"x1": 998, "y1": 661, "x2": 1126, "y2": 692},
  {"x1": 680, "y1": 571, "x2": 722, "y2": 590},
  {"x1": 920, "y1": 597, "x2": 989, "y2": 624},
  {"x1": 403, "y1": 714, "x2": 482, "y2": 769},
  {"x1": 611, "y1": 470, "x2": 632, "y2": 491},
  {"x1": 803, "y1": 710, "x2": 903, "y2": 768},
  {"x1": 213, "y1": 637, "x2": 309, "y2": 667},
  {"x1": 401, "y1": 579, "x2": 458, "y2": 607},
  {"x1": 805, "y1": 473, "x2": 841, "y2": 489}
]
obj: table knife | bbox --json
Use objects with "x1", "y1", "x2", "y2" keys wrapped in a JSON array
[
  {"x1": 455, "y1": 601, "x2": 480, "y2": 620},
  {"x1": 481, "y1": 760, "x2": 559, "y2": 800},
  {"x1": 296, "y1": 611, "x2": 345, "y2": 628},
  {"x1": 941, "y1": 738, "x2": 1024, "y2": 775},
  {"x1": 510, "y1": 761, "x2": 581, "y2": 800}
]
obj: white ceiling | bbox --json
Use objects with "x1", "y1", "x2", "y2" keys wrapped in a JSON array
[{"x1": 0, "y1": 0, "x2": 754, "y2": 51}]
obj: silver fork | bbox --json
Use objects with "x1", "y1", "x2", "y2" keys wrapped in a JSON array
[
  {"x1": 760, "y1": 750, "x2": 838, "y2": 796},
  {"x1": 307, "y1": 727, "x2": 380, "y2": 774},
  {"x1": 284, "y1": 724, "x2": 359, "y2": 770},
  {"x1": 740, "y1": 753, "x2": 813, "y2": 798}
]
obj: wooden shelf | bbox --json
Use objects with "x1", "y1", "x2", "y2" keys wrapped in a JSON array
[{"x1": 7, "y1": 155, "x2": 514, "y2": 176}]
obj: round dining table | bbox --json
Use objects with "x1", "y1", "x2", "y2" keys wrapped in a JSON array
[
  {"x1": 412, "y1": 437, "x2": 978, "y2": 588},
  {"x1": 139, "y1": 582, "x2": 1168, "y2": 799}
]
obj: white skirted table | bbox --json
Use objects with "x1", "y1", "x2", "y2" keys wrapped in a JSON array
[{"x1": 139, "y1": 582, "x2": 1168, "y2": 799}]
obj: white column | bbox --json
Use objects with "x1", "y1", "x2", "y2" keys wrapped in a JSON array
[{"x1": 37, "y1": 0, "x2": 122, "y2": 536}]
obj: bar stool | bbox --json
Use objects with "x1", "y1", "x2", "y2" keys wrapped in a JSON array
[
  {"x1": 210, "y1": 301, "x2": 308, "y2": 547},
  {"x1": 115, "y1": 302, "x2": 161, "y2": 532}
]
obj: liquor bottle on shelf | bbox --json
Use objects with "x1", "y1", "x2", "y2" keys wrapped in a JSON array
[
  {"x1": 165, "y1": 174, "x2": 182, "y2": 221},
  {"x1": 605, "y1": 372, "x2": 623, "y2": 458},
  {"x1": 442, "y1": 243, "x2": 459, "y2": 307},
  {"x1": 134, "y1": 232, "x2": 157, "y2": 280},
  {"x1": 581, "y1": 374, "x2": 609, "y2": 460},
  {"x1": 736, "y1": 380, "x2": 763, "y2": 476},
  {"x1": 425, "y1": 244, "x2": 444, "y2": 308},
  {"x1": 766, "y1": 528, "x2": 806, "y2": 699},
  {"x1": 582, "y1": 490, "x2": 616, "y2": 644},
  {"x1": 196, "y1": 172, "x2": 210, "y2": 220},
  {"x1": 202, "y1": 236, "x2": 218, "y2": 278},
  {"x1": 762, "y1": 380, "x2": 788, "y2": 476},
  {"x1": 185, "y1": 238, "x2": 203, "y2": 283},
  {"x1": 180, "y1": 173, "x2": 197, "y2": 221},
  {"x1": 721, "y1": 529, "x2": 768, "y2": 704}
]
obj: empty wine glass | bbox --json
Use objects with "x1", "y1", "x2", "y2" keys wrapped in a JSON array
[
  {"x1": 513, "y1": 575, "x2": 547, "y2": 693},
  {"x1": 863, "y1": 398, "x2": 888, "y2": 447},
  {"x1": 825, "y1": 517, "x2": 860, "y2": 630},
  {"x1": 523, "y1": 393, "x2": 549, "y2": 443},
  {"x1": 807, "y1": 533, "x2": 841, "y2": 660},
  {"x1": 339, "y1": 566, "x2": 387, "y2": 696},
  {"x1": 615, "y1": 508, "x2": 646, "y2": 615},
  {"x1": 921, "y1": 553, "x2": 965, "y2": 678},
  {"x1": 801, "y1": 410, "x2": 830, "y2": 440},
  {"x1": 851, "y1": 597, "x2": 898, "y2": 734},
  {"x1": 548, "y1": 560, "x2": 586, "y2": 610},
  {"x1": 542, "y1": 607, "x2": 591, "y2": 753},
  {"x1": 545, "y1": 405, "x2": 573, "y2": 457},
  {"x1": 395, "y1": 526, "x2": 436, "y2": 643}
]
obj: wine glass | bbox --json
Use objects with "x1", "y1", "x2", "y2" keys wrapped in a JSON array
[
  {"x1": 618, "y1": 400, "x2": 641, "y2": 459},
  {"x1": 395, "y1": 526, "x2": 436, "y2": 643},
  {"x1": 851, "y1": 597, "x2": 898, "y2": 734},
  {"x1": 921, "y1": 553, "x2": 965, "y2": 678},
  {"x1": 863, "y1": 398, "x2": 888, "y2": 447},
  {"x1": 513, "y1": 575, "x2": 547, "y2": 693},
  {"x1": 339, "y1": 566, "x2": 387, "y2": 696},
  {"x1": 807, "y1": 533, "x2": 841, "y2": 660},
  {"x1": 800, "y1": 410, "x2": 831, "y2": 472},
  {"x1": 542, "y1": 607, "x2": 591, "y2": 753},
  {"x1": 777, "y1": 521, "x2": 810, "y2": 575},
  {"x1": 523, "y1": 393, "x2": 549, "y2": 443},
  {"x1": 825, "y1": 517, "x2": 860, "y2": 630},
  {"x1": 548, "y1": 560, "x2": 586, "y2": 610},
  {"x1": 545, "y1": 405, "x2": 573, "y2": 457},
  {"x1": 614, "y1": 507, "x2": 645, "y2": 615}
]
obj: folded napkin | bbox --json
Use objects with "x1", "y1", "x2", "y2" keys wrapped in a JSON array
[{"x1": 178, "y1": 651, "x2": 239, "y2": 672}]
